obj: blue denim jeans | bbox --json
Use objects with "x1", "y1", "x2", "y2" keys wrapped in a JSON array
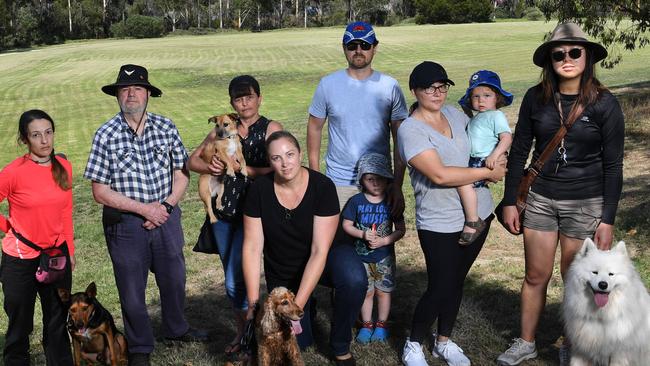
[
  {"x1": 265, "y1": 244, "x2": 366, "y2": 356},
  {"x1": 211, "y1": 219, "x2": 247, "y2": 310}
]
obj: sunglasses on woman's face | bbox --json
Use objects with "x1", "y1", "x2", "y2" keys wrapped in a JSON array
[
  {"x1": 551, "y1": 48, "x2": 584, "y2": 62},
  {"x1": 346, "y1": 41, "x2": 372, "y2": 51}
]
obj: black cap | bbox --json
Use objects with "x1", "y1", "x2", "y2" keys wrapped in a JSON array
[
  {"x1": 101, "y1": 64, "x2": 162, "y2": 97},
  {"x1": 409, "y1": 61, "x2": 455, "y2": 90}
]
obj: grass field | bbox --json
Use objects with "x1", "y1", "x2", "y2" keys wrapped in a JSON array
[{"x1": 0, "y1": 21, "x2": 649, "y2": 365}]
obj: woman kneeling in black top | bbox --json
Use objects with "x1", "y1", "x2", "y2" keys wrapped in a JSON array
[{"x1": 242, "y1": 131, "x2": 366, "y2": 365}]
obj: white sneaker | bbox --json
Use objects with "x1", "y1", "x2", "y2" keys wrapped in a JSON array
[
  {"x1": 496, "y1": 338, "x2": 538, "y2": 365},
  {"x1": 402, "y1": 338, "x2": 429, "y2": 366},
  {"x1": 432, "y1": 337, "x2": 471, "y2": 366}
]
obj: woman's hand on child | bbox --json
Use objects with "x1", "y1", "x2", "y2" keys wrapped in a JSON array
[{"x1": 487, "y1": 161, "x2": 507, "y2": 183}]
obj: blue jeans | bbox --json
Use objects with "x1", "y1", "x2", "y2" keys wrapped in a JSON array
[
  {"x1": 265, "y1": 244, "x2": 366, "y2": 356},
  {"x1": 211, "y1": 219, "x2": 247, "y2": 310}
]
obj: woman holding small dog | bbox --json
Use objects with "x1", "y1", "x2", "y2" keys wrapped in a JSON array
[
  {"x1": 0, "y1": 109, "x2": 75, "y2": 365},
  {"x1": 496, "y1": 23, "x2": 625, "y2": 366},
  {"x1": 188, "y1": 75, "x2": 282, "y2": 356},
  {"x1": 242, "y1": 131, "x2": 367, "y2": 365}
]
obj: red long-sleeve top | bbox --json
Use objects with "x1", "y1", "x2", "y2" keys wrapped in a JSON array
[{"x1": 0, "y1": 155, "x2": 75, "y2": 259}]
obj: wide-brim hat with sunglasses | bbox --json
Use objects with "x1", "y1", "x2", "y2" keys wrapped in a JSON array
[
  {"x1": 356, "y1": 152, "x2": 393, "y2": 190},
  {"x1": 409, "y1": 61, "x2": 455, "y2": 90},
  {"x1": 458, "y1": 70, "x2": 513, "y2": 109},
  {"x1": 533, "y1": 22, "x2": 608, "y2": 67},
  {"x1": 343, "y1": 21, "x2": 377, "y2": 45},
  {"x1": 101, "y1": 64, "x2": 162, "y2": 97}
]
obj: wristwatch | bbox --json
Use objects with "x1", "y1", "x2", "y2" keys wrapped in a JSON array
[{"x1": 161, "y1": 201, "x2": 174, "y2": 214}]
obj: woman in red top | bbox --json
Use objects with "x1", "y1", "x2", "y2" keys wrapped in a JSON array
[{"x1": 0, "y1": 109, "x2": 75, "y2": 365}]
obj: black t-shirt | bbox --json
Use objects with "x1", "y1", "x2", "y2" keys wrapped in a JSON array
[
  {"x1": 504, "y1": 85, "x2": 624, "y2": 224},
  {"x1": 244, "y1": 168, "x2": 339, "y2": 287}
]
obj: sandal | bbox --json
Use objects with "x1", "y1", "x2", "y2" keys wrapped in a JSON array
[
  {"x1": 225, "y1": 340, "x2": 241, "y2": 355},
  {"x1": 458, "y1": 218, "x2": 486, "y2": 246}
]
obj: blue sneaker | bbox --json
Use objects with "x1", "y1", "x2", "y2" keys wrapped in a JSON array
[
  {"x1": 356, "y1": 322, "x2": 373, "y2": 344},
  {"x1": 371, "y1": 327, "x2": 388, "y2": 342},
  {"x1": 371, "y1": 321, "x2": 388, "y2": 342}
]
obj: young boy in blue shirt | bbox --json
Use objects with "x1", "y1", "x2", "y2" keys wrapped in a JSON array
[{"x1": 342, "y1": 153, "x2": 406, "y2": 343}]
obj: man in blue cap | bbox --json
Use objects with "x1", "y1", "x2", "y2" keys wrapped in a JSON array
[
  {"x1": 307, "y1": 21, "x2": 408, "y2": 214},
  {"x1": 306, "y1": 21, "x2": 408, "y2": 366}
]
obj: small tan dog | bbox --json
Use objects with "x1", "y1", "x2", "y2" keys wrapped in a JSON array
[{"x1": 199, "y1": 113, "x2": 247, "y2": 223}]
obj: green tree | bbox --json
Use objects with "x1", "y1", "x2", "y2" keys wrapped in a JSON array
[
  {"x1": 536, "y1": 0, "x2": 649, "y2": 67},
  {"x1": 415, "y1": 0, "x2": 492, "y2": 24}
]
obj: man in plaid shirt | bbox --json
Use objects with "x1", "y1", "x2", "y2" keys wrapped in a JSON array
[{"x1": 84, "y1": 64, "x2": 207, "y2": 366}]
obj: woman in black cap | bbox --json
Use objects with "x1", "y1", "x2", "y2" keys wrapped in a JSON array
[
  {"x1": 496, "y1": 22, "x2": 624, "y2": 366},
  {"x1": 188, "y1": 75, "x2": 282, "y2": 357},
  {"x1": 398, "y1": 61, "x2": 506, "y2": 366}
]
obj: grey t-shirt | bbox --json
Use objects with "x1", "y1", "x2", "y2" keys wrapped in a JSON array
[
  {"x1": 398, "y1": 105, "x2": 494, "y2": 233},
  {"x1": 309, "y1": 69, "x2": 408, "y2": 185}
]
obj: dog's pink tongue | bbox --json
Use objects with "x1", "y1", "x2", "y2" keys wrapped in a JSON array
[
  {"x1": 290, "y1": 320, "x2": 303, "y2": 335},
  {"x1": 594, "y1": 292, "x2": 609, "y2": 308}
]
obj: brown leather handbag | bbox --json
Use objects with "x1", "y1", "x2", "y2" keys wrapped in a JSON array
[{"x1": 496, "y1": 94, "x2": 584, "y2": 235}]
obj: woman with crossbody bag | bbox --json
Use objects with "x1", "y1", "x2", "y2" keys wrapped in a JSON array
[
  {"x1": 496, "y1": 23, "x2": 625, "y2": 366},
  {"x1": 0, "y1": 109, "x2": 75, "y2": 365}
]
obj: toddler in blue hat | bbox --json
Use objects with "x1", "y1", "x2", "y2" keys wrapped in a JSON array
[
  {"x1": 341, "y1": 153, "x2": 405, "y2": 344},
  {"x1": 456, "y1": 70, "x2": 514, "y2": 245}
]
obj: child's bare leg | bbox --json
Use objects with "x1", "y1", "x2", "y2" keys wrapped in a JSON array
[
  {"x1": 360, "y1": 288, "x2": 375, "y2": 322},
  {"x1": 375, "y1": 289, "x2": 391, "y2": 322},
  {"x1": 457, "y1": 184, "x2": 479, "y2": 235}
]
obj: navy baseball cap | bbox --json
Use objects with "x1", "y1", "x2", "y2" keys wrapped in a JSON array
[
  {"x1": 458, "y1": 70, "x2": 513, "y2": 109},
  {"x1": 342, "y1": 21, "x2": 377, "y2": 45}
]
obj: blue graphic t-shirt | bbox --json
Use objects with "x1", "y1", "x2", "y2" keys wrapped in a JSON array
[{"x1": 342, "y1": 193, "x2": 395, "y2": 263}]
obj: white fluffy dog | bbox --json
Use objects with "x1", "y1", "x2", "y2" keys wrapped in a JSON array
[{"x1": 562, "y1": 238, "x2": 650, "y2": 365}]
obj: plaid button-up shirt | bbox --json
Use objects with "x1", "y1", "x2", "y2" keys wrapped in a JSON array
[{"x1": 84, "y1": 112, "x2": 188, "y2": 203}]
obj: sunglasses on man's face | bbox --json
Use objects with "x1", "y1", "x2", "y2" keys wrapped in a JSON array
[
  {"x1": 551, "y1": 48, "x2": 584, "y2": 62},
  {"x1": 346, "y1": 41, "x2": 372, "y2": 51}
]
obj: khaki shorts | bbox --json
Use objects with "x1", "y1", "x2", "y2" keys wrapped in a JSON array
[
  {"x1": 364, "y1": 254, "x2": 396, "y2": 293},
  {"x1": 523, "y1": 191, "x2": 602, "y2": 239}
]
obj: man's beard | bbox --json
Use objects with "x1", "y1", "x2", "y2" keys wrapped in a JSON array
[{"x1": 120, "y1": 103, "x2": 146, "y2": 115}]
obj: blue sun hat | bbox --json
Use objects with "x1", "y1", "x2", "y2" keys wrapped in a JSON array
[
  {"x1": 342, "y1": 21, "x2": 377, "y2": 45},
  {"x1": 356, "y1": 152, "x2": 393, "y2": 190},
  {"x1": 458, "y1": 70, "x2": 513, "y2": 110}
]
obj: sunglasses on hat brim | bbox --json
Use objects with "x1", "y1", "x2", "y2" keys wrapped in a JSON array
[{"x1": 551, "y1": 47, "x2": 584, "y2": 62}]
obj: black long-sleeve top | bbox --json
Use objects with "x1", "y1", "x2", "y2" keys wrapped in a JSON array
[{"x1": 504, "y1": 85, "x2": 624, "y2": 224}]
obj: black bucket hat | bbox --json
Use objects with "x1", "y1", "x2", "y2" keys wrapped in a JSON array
[
  {"x1": 101, "y1": 64, "x2": 162, "y2": 97},
  {"x1": 533, "y1": 22, "x2": 608, "y2": 67}
]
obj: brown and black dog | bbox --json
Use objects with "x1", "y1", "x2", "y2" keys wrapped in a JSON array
[
  {"x1": 58, "y1": 282, "x2": 127, "y2": 366},
  {"x1": 199, "y1": 113, "x2": 248, "y2": 224}
]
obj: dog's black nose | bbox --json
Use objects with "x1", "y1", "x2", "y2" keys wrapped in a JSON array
[{"x1": 598, "y1": 281, "x2": 608, "y2": 290}]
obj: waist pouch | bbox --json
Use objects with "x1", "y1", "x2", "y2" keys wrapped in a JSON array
[{"x1": 11, "y1": 229, "x2": 67, "y2": 284}]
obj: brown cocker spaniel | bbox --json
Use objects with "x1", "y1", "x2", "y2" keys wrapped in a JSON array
[{"x1": 257, "y1": 287, "x2": 304, "y2": 366}]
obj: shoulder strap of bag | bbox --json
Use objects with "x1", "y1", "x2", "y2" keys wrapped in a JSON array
[
  {"x1": 11, "y1": 228, "x2": 44, "y2": 252},
  {"x1": 519, "y1": 93, "x2": 585, "y2": 186}
]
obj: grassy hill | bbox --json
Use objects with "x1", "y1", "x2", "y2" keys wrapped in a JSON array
[{"x1": 0, "y1": 21, "x2": 649, "y2": 365}]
